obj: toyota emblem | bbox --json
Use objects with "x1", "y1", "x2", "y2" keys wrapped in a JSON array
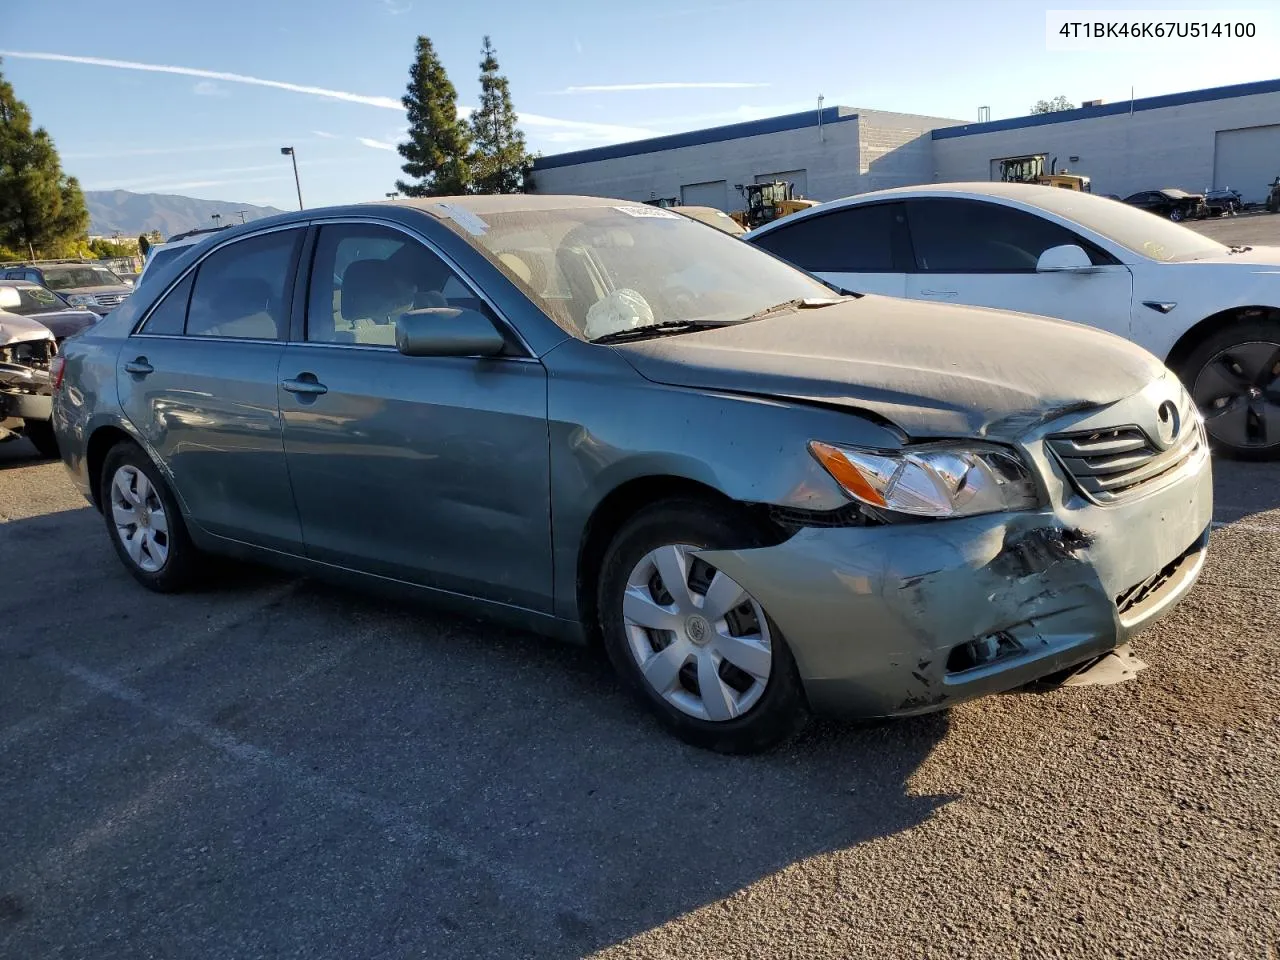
[{"x1": 1154, "y1": 400, "x2": 1181, "y2": 448}]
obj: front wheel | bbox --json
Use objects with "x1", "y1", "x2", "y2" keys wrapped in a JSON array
[
  {"x1": 1169, "y1": 208, "x2": 1185, "y2": 222},
  {"x1": 22, "y1": 420, "x2": 58, "y2": 459},
  {"x1": 597, "y1": 499, "x2": 807, "y2": 753},
  {"x1": 1182, "y1": 321, "x2": 1280, "y2": 461}
]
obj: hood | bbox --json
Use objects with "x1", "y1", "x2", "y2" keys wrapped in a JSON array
[
  {"x1": 61, "y1": 283, "x2": 133, "y2": 296},
  {"x1": 610, "y1": 295, "x2": 1165, "y2": 439},
  {"x1": 0, "y1": 310, "x2": 57, "y2": 346},
  {"x1": 1186, "y1": 244, "x2": 1280, "y2": 268},
  {"x1": 26, "y1": 308, "x2": 98, "y2": 339}
]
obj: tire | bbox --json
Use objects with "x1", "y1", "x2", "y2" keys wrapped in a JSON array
[
  {"x1": 100, "y1": 441, "x2": 201, "y2": 591},
  {"x1": 22, "y1": 420, "x2": 58, "y2": 459},
  {"x1": 597, "y1": 498, "x2": 808, "y2": 753},
  {"x1": 1169, "y1": 208, "x2": 1184, "y2": 222},
  {"x1": 1178, "y1": 319, "x2": 1280, "y2": 462}
]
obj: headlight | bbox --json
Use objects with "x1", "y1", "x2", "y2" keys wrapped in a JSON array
[
  {"x1": 66, "y1": 294, "x2": 96, "y2": 306},
  {"x1": 809, "y1": 440, "x2": 1041, "y2": 518}
]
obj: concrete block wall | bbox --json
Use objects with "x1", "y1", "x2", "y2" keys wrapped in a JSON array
[
  {"x1": 931, "y1": 89, "x2": 1280, "y2": 199},
  {"x1": 856, "y1": 110, "x2": 965, "y2": 197}
]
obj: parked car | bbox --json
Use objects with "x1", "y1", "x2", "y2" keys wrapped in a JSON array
[
  {"x1": 135, "y1": 226, "x2": 230, "y2": 288},
  {"x1": 745, "y1": 182, "x2": 1280, "y2": 460},
  {"x1": 0, "y1": 279, "x2": 99, "y2": 343},
  {"x1": 1121, "y1": 188, "x2": 1207, "y2": 222},
  {"x1": 1203, "y1": 188, "x2": 1243, "y2": 217},
  {"x1": 52, "y1": 196, "x2": 1211, "y2": 752},
  {"x1": 0, "y1": 262, "x2": 133, "y2": 315},
  {"x1": 0, "y1": 309, "x2": 58, "y2": 457},
  {"x1": 669, "y1": 205, "x2": 747, "y2": 236}
]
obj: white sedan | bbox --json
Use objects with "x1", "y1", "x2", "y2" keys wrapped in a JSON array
[{"x1": 745, "y1": 182, "x2": 1280, "y2": 460}]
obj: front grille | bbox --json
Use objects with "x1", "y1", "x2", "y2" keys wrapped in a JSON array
[
  {"x1": 94, "y1": 293, "x2": 129, "y2": 307},
  {"x1": 1115, "y1": 534, "x2": 1206, "y2": 621},
  {"x1": 1, "y1": 338, "x2": 53, "y2": 370},
  {"x1": 1045, "y1": 396, "x2": 1204, "y2": 504}
]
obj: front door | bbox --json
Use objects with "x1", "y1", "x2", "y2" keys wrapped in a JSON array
[
  {"x1": 902, "y1": 198, "x2": 1134, "y2": 339},
  {"x1": 118, "y1": 228, "x2": 306, "y2": 551},
  {"x1": 278, "y1": 221, "x2": 553, "y2": 612}
]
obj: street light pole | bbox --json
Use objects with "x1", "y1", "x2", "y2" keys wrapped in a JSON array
[{"x1": 281, "y1": 146, "x2": 303, "y2": 210}]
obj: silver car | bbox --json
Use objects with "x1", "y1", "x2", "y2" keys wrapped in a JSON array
[{"x1": 51, "y1": 196, "x2": 1212, "y2": 752}]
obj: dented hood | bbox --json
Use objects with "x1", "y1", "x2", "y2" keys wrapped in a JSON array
[
  {"x1": 612, "y1": 295, "x2": 1166, "y2": 439},
  {"x1": 0, "y1": 310, "x2": 57, "y2": 346}
]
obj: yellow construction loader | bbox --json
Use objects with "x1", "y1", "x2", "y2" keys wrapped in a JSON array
[
  {"x1": 730, "y1": 181, "x2": 819, "y2": 230},
  {"x1": 998, "y1": 155, "x2": 1091, "y2": 192}
]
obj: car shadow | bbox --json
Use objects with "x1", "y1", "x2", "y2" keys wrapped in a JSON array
[
  {"x1": 1210, "y1": 455, "x2": 1280, "y2": 523},
  {"x1": 0, "y1": 437, "x2": 56, "y2": 471},
  {"x1": 0, "y1": 499, "x2": 958, "y2": 959}
]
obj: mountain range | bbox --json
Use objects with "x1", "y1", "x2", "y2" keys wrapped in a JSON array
[{"x1": 85, "y1": 191, "x2": 288, "y2": 238}]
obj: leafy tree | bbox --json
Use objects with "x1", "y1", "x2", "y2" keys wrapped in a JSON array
[
  {"x1": 0, "y1": 59, "x2": 90, "y2": 258},
  {"x1": 469, "y1": 37, "x2": 534, "y2": 194},
  {"x1": 138, "y1": 233, "x2": 151, "y2": 257},
  {"x1": 89, "y1": 237, "x2": 135, "y2": 259},
  {"x1": 396, "y1": 36, "x2": 471, "y2": 197},
  {"x1": 1030, "y1": 95, "x2": 1075, "y2": 114}
]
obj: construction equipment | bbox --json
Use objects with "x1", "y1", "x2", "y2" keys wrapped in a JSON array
[
  {"x1": 730, "y1": 181, "x2": 819, "y2": 230},
  {"x1": 997, "y1": 155, "x2": 1091, "y2": 192}
]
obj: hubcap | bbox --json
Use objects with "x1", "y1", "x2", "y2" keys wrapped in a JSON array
[
  {"x1": 621, "y1": 543, "x2": 772, "y2": 722},
  {"x1": 109, "y1": 465, "x2": 170, "y2": 573},
  {"x1": 1192, "y1": 340, "x2": 1280, "y2": 451}
]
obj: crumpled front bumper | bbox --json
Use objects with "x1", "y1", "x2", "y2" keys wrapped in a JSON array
[{"x1": 699, "y1": 427, "x2": 1213, "y2": 718}]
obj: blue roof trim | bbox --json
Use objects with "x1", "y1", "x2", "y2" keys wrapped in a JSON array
[
  {"x1": 933, "y1": 77, "x2": 1280, "y2": 140},
  {"x1": 531, "y1": 106, "x2": 857, "y2": 170}
]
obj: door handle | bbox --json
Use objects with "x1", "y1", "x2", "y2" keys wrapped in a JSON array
[
  {"x1": 123, "y1": 357, "x2": 154, "y2": 375},
  {"x1": 919, "y1": 289, "x2": 959, "y2": 298},
  {"x1": 281, "y1": 374, "x2": 328, "y2": 396}
]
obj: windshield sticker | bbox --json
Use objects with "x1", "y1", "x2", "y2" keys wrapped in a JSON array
[
  {"x1": 613, "y1": 205, "x2": 681, "y2": 219},
  {"x1": 437, "y1": 203, "x2": 489, "y2": 236}
]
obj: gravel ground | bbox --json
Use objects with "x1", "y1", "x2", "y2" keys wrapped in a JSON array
[
  {"x1": 1186, "y1": 208, "x2": 1280, "y2": 247},
  {"x1": 1, "y1": 426, "x2": 1278, "y2": 959}
]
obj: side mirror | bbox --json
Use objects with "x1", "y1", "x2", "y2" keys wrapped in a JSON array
[
  {"x1": 395, "y1": 307, "x2": 506, "y2": 358},
  {"x1": 1036, "y1": 244, "x2": 1093, "y2": 272}
]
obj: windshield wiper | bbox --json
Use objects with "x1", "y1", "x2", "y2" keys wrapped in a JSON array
[
  {"x1": 589, "y1": 319, "x2": 740, "y2": 344},
  {"x1": 1228, "y1": 244, "x2": 1253, "y2": 254},
  {"x1": 738, "y1": 296, "x2": 854, "y2": 323}
]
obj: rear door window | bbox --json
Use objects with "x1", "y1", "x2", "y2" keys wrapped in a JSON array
[
  {"x1": 138, "y1": 275, "x2": 194, "y2": 335},
  {"x1": 186, "y1": 230, "x2": 302, "y2": 339},
  {"x1": 751, "y1": 203, "x2": 908, "y2": 272}
]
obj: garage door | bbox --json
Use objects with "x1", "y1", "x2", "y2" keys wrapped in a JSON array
[
  {"x1": 1214, "y1": 125, "x2": 1280, "y2": 203},
  {"x1": 680, "y1": 180, "x2": 729, "y2": 211},
  {"x1": 755, "y1": 169, "x2": 809, "y2": 197}
]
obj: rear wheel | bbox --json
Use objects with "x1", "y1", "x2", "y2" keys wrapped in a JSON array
[
  {"x1": 1181, "y1": 320, "x2": 1280, "y2": 461},
  {"x1": 100, "y1": 442, "x2": 201, "y2": 591},
  {"x1": 1169, "y1": 208, "x2": 1185, "y2": 222},
  {"x1": 22, "y1": 420, "x2": 58, "y2": 459},
  {"x1": 597, "y1": 499, "x2": 807, "y2": 753}
]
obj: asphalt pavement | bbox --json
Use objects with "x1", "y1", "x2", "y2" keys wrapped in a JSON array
[{"x1": 2, "y1": 217, "x2": 1279, "y2": 959}]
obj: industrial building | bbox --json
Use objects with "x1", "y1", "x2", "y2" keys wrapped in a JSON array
[{"x1": 529, "y1": 78, "x2": 1280, "y2": 209}]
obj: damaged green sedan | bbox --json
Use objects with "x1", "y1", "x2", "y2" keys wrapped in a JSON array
[{"x1": 50, "y1": 195, "x2": 1211, "y2": 753}]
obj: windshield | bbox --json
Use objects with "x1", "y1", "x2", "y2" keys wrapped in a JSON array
[
  {"x1": 42, "y1": 265, "x2": 125, "y2": 290},
  {"x1": 440, "y1": 203, "x2": 834, "y2": 340},
  {"x1": 1024, "y1": 190, "x2": 1227, "y2": 262},
  {"x1": 0, "y1": 283, "x2": 68, "y2": 315}
]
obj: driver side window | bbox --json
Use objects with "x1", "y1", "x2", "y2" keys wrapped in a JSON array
[
  {"x1": 905, "y1": 198, "x2": 1103, "y2": 272},
  {"x1": 305, "y1": 223, "x2": 486, "y2": 347}
]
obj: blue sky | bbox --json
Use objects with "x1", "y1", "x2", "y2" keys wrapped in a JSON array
[{"x1": 2, "y1": 0, "x2": 1277, "y2": 210}]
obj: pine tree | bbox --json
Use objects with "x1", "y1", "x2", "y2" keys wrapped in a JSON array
[
  {"x1": 469, "y1": 37, "x2": 533, "y2": 194},
  {"x1": 138, "y1": 233, "x2": 151, "y2": 257},
  {"x1": 396, "y1": 37, "x2": 471, "y2": 197},
  {"x1": 0, "y1": 59, "x2": 89, "y2": 258}
]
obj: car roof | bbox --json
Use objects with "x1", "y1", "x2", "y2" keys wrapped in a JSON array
[
  {"x1": 743, "y1": 181, "x2": 1125, "y2": 238},
  {"x1": 0, "y1": 278, "x2": 39, "y2": 286}
]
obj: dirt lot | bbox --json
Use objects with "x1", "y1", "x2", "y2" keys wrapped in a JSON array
[{"x1": 2, "y1": 392, "x2": 1279, "y2": 955}]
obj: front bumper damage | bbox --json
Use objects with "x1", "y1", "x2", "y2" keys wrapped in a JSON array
[{"x1": 699, "y1": 427, "x2": 1213, "y2": 719}]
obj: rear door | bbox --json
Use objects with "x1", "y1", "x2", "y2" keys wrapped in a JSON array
[
  {"x1": 747, "y1": 201, "x2": 910, "y2": 297},
  {"x1": 901, "y1": 197, "x2": 1134, "y2": 338},
  {"x1": 118, "y1": 227, "x2": 305, "y2": 552},
  {"x1": 278, "y1": 220, "x2": 552, "y2": 611}
]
